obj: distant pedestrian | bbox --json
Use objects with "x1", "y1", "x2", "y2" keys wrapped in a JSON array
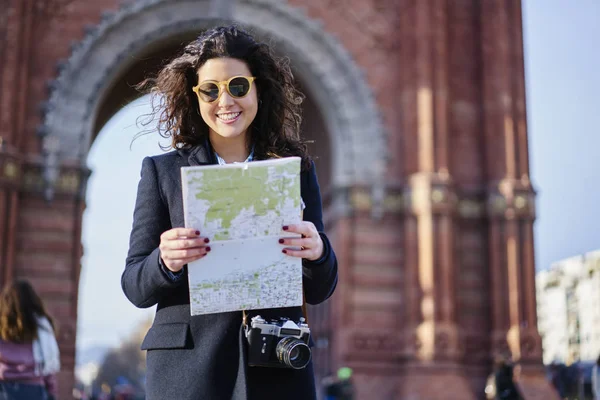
[
  {"x1": 593, "y1": 355, "x2": 600, "y2": 400},
  {"x1": 493, "y1": 356, "x2": 523, "y2": 400},
  {"x1": 323, "y1": 367, "x2": 354, "y2": 400},
  {"x1": 549, "y1": 362, "x2": 567, "y2": 398},
  {"x1": 0, "y1": 280, "x2": 60, "y2": 399}
]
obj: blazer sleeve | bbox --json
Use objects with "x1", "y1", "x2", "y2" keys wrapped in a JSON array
[
  {"x1": 301, "y1": 161, "x2": 338, "y2": 305},
  {"x1": 122, "y1": 157, "x2": 185, "y2": 308}
]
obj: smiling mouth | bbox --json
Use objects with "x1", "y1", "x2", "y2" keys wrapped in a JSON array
[{"x1": 216, "y1": 112, "x2": 241, "y2": 122}]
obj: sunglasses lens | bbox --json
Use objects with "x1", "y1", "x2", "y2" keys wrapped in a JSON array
[
  {"x1": 198, "y1": 82, "x2": 220, "y2": 102},
  {"x1": 228, "y1": 77, "x2": 251, "y2": 98}
]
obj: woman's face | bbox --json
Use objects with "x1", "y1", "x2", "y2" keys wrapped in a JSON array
[{"x1": 196, "y1": 57, "x2": 258, "y2": 143}]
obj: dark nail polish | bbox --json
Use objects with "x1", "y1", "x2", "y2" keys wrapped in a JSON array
[
  {"x1": 204, "y1": 238, "x2": 210, "y2": 243},
  {"x1": 195, "y1": 230, "x2": 200, "y2": 236},
  {"x1": 282, "y1": 249, "x2": 287, "y2": 254},
  {"x1": 279, "y1": 239, "x2": 284, "y2": 244},
  {"x1": 282, "y1": 226, "x2": 289, "y2": 231},
  {"x1": 206, "y1": 246, "x2": 211, "y2": 252}
]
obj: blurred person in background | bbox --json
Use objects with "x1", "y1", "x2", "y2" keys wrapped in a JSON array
[
  {"x1": 323, "y1": 367, "x2": 354, "y2": 400},
  {"x1": 549, "y1": 362, "x2": 567, "y2": 399},
  {"x1": 490, "y1": 356, "x2": 523, "y2": 400},
  {"x1": 593, "y1": 355, "x2": 600, "y2": 400},
  {"x1": 0, "y1": 280, "x2": 60, "y2": 400}
]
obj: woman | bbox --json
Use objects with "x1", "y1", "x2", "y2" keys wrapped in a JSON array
[
  {"x1": 0, "y1": 280, "x2": 60, "y2": 400},
  {"x1": 122, "y1": 25, "x2": 338, "y2": 400}
]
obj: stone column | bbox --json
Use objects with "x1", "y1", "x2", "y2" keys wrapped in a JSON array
[
  {"x1": 398, "y1": 1, "x2": 474, "y2": 398},
  {"x1": 320, "y1": 184, "x2": 405, "y2": 399},
  {"x1": 11, "y1": 156, "x2": 90, "y2": 400},
  {"x1": 0, "y1": 144, "x2": 21, "y2": 285},
  {"x1": 0, "y1": 0, "x2": 35, "y2": 286},
  {"x1": 481, "y1": 1, "x2": 558, "y2": 398}
]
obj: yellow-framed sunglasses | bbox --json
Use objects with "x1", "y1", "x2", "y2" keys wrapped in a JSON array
[{"x1": 192, "y1": 76, "x2": 257, "y2": 103}]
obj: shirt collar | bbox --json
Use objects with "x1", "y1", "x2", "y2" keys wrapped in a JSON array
[{"x1": 214, "y1": 145, "x2": 255, "y2": 165}]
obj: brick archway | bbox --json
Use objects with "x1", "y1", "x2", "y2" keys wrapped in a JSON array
[
  {"x1": 38, "y1": 0, "x2": 386, "y2": 192},
  {"x1": 33, "y1": 0, "x2": 385, "y2": 396}
]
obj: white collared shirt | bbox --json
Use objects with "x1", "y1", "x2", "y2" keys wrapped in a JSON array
[{"x1": 213, "y1": 148, "x2": 254, "y2": 165}]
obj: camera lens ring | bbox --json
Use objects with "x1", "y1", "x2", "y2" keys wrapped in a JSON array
[{"x1": 276, "y1": 336, "x2": 311, "y2": 369}]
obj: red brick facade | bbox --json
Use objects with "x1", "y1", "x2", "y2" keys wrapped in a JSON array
[{"x1": 0, "y1": 0, "x2": 558, "y2": 398}]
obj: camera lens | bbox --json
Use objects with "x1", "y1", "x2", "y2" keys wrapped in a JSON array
[
  {"x1": 275, "y1": 337, "x2": 311, "y2": 369},
  {"x1": 289, "y1": 346, "x2": 301, "y2": 361}
]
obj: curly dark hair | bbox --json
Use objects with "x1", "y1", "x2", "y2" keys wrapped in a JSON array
[
  {"x1": 139, "y1": 25, "x2": 311, "y2": 169},
  {"x1": 0, "y1": 279, "x2": 56, "y2": 343}
]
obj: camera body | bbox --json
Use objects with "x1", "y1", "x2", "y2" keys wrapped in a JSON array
[{"x1": 245, "y1": 315, "x2": 311, "y2": 369}]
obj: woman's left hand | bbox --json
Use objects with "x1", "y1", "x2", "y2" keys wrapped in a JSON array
[{"x1": 279, "y1": 222, "x2": 324, "y2": 261}]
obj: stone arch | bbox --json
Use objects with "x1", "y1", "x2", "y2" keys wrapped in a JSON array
[{"x1": 39, "y1": 0, "x2": 386, "y2": 188}]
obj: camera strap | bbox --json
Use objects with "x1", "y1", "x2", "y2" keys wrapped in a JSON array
[{"x1": 242, "y1": 291, "x2": 308, "y2": 326}]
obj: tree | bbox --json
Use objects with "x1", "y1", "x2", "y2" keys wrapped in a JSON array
[{"x1": 93, "y1": 318, "x2": 152, "y2": 397}]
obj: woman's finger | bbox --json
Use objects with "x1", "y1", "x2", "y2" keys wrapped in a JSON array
[
  {"x1": 281, "y1": 247, "x2": 313, "y2": 258},
  {"x1": 162, "y1": 237, "x2": 210, "y2": 250},
  {"x1": 278, "y1": 237, "x2": 312, "y2": 247},
  {"x1": 162, "y1": 247, "x2": 211, "y2": 260},
  {"x1": 283, "y1": 222, "x2": 317, "y2": 236},
  {"x1": 161, "y1": 227, "x2": 201, "y2": 241},
  {"x1": 162, "y1": 248, "x2": 211, "y2": 271},
  {"x1": 281, "y1": 231, "x2": 324, "y2": 261}
]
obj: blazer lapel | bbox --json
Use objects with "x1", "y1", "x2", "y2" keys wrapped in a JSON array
[{"x1": 178, "y1": 142, "x2": 217, "y2": 166}]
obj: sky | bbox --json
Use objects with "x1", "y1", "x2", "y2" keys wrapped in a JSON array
[
  {"x1": 78, "y1": 98, "x2": 165, "y2": 354},
  {"x1": 523, "y1": 0, "x2": 600, "y2": 269},
  {"x1": 76, "y1": 1, "x2": 600, "y2": 358}
]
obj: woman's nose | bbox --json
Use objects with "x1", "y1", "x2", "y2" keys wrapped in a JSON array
[{"x1": 218, "y1": 87, "x2": 234, "y2": 106}]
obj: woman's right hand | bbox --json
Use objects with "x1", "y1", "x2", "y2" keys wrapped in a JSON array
[{"x1": 159, "y1": 228, "x2": 211, "y2": 272}]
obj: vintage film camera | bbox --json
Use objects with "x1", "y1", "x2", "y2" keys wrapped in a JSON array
[{"x1": 245, "y1": 315, "x2": 311, "y2": 369}]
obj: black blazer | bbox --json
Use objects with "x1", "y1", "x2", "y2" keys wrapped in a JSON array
[{"x1": 122, "y1": 143, "x2": 338, "y2": 400}]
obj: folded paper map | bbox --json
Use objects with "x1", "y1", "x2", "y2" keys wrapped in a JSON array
[{"x1": 181, "y1": 157, "x2": 303, "y2": 315}]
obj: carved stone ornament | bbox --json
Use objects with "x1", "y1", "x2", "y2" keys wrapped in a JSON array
[
  {"x1": 57, "y1": 171, "x2": 80, "y2": 193},
  {"x1": 348, "y1": 183, "x2": 524, "y2": 219},
  {"x1": 351, "y1": 330, "x2": 402, "y2": 358},
  {"x1": 3, "y1": 161, "x2": 19, "y2": 180},
  {"x1": 518, "y1": 330, "x2": 543, "y2": 361},
  {"x1": 23, "y1": 169, "x2": 45, "y2": 191},
  {"x1": 488, "y1": 194, "x2": 508, "y2": 215},
  {"x1": 349, "y1": 187, "x2": 406, "y2": 214},
  {"x1": 21, "y1": 163, "x2": 85, "y2": 196},
  {"x1": 351, "y1": 189, "x2": 372, "y2": 211},
  {"x1": 458, "y1": 199, "x2": 484, "y2": 219},
  {"x1": 383, "y1": 193, "x2": 404, "y2": 213},
  {"x1": 486, "y1": 179, "x2": 537, "y2": 220}
]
